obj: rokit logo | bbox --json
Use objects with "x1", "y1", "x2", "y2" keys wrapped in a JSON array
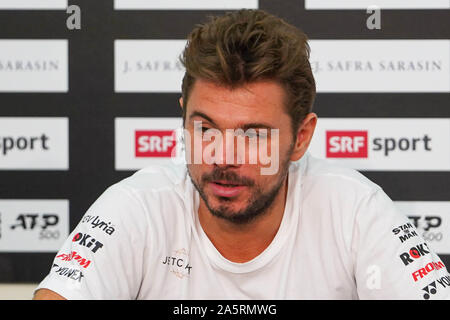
[
  {"x1": 72, "y1": 232, "x2": 104, "y2": 253},
  {"x1": 399, "y1": 243, "x2": 430, "y2": 266},
  {"x1": 392, "y1": 222, "x2": 418, "y2": 243},
  {"x1": 0, "y1": 40, "x2": 68, "y2": 92},
  {"x1": 0, "y1": 117, "x2": 68, "y2": 170},
  {"x1": 135, "y1": 130, "x2": 177, "y2": 158},
  {"x1": 0, "y1": 200, "x2": 69, "y2": 252},
  {"x1": 422, "y1": 275, "x2": 450, "y2": 300},
  {"x1": 326, "y1": 131, "x2": 431, "y2": 158}
]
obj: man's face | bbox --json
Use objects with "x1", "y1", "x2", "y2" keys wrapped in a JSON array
[{"x1": 182, "y1": 79, "x2": 300, "y2": 224}]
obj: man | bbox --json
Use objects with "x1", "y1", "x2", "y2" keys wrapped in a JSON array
[{"x1": 34, "y1": 9, "x2": 449, "y2": 300}]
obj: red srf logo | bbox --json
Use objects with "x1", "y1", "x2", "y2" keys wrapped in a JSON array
[
  {"x1": 135, "y1": 130, "x2": 177, "y2": 158},
  {"x1": 326, "y1": 131, "x2": 368, "y2": 158}
]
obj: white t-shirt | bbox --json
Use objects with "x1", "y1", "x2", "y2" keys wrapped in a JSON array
[{"x1": 35, "y1": 154, "x2": 450, "y2": 300}]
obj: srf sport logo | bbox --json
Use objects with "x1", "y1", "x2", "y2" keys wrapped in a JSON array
[
  {"x1": 135, "y1": 130, "x2": 176, "y2": 158},
  {"x1": 326, "y1": 131, "x2": 431, "y2": 158}
]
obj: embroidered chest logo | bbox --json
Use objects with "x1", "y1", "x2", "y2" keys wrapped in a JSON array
[{"x1": 162, "y1": 248, "x2": 193, "y2": 279}]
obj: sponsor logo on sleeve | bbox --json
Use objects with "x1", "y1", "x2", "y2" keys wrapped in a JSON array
[
  {"x1": 80, "y1": 215, "x2": 115, "y2": 235},
  {"x1": 399, "y1": 243, "x2": 430, "y2": 266},
  {"x1": 56, "y1": 251, "x2": 91, "y2": 269},
  {"x1": 422, "y1": 275, "x2": 450, "y2": 300},
  {"x1": 412, "y1": 261, "x2": 446, "y2": 282},
  {"x1": 51, "y1": 263, "x2": 84, "y2": 282},
  {"x1": 72, "y1": 232, "x2": 104, "y2": 253},
  {"x1": 392, "y1": 222, "x2": 418, "y2": 243}
]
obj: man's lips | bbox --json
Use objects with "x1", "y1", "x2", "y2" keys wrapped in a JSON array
[{"x1": 208, "y1": 180, "x2": 247, "y2": 197}]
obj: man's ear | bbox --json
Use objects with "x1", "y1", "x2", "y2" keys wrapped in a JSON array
[
  {"x1": 179, "y1": 97, "x2": 184, "y2": 110},
  {"x1": 290, "y1": 113, "x2": 318, "y2": 162}
]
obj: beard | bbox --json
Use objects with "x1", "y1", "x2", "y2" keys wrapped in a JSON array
[{"x1": 187, "y1": 151, "x2": 292, "y2": 225}]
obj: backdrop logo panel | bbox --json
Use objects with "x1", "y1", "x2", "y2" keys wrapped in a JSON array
[
  {"x1": 0, "y1": 40, "x2": 68, "y2": 92},
  {"x1": 0, "y1": 0, "x2": 67, "y2": 10},
  {"x1": 115, "y1": 117, "x2": 183, "y2": 170},
  {"x1": 114, "y1": 0, "x2": 258, "y2": 10},
  {"x1": 308, "y1": 118, "x2": 450, "y2": 171},
  {"x1": 0, "y1": 117, "x2": 69, "y2": 170},
  {"x1": 0, "y1": 200, "x2": 69, "y2": 252},
  {"x1": 115, "y1": 40, "x2": 186, "y2": 93},
  {"x1": 309, "y1": 40, "x2": 450, "y2": 92},
  {"x1": 396, "y1": 202, "x2": 450, "y2": 255},
  {"x1": 305, "y1": 0, "x2": 450, "y2": 9}
]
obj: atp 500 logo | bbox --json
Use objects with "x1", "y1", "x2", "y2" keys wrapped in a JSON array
[
  {"x1": 10, "y1": 213, "x2": 60, "y2": 240},
  {"x1": 408, "y1": 215, "x2": 443, "y2": 242}
]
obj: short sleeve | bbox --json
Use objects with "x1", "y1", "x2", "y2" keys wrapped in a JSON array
[
  {"x1": 353, "y1": 188, "x2": 450, "y2": 300},
  {"x1": 34, "y1": 184, "x2": 149, "y2": 300}
]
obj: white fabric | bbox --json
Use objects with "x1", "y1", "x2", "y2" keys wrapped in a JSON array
[{"x1": 35, "y1": 154, "x2": 450, "y2": 299}]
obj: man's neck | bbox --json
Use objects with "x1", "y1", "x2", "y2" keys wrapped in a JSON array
[{"x1": 197, "y1": 176, "x2": 289, "y2": 263}]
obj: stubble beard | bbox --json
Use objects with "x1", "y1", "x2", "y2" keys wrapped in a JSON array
[{"x1": 187, "y1": 156, "x2": 292, "y2": 225}]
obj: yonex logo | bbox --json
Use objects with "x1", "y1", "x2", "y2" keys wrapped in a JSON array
[{"x1": 422, "y1": 281, "x2": 437, "y2": 300}]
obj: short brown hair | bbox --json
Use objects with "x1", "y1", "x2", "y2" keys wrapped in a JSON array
[{"x1": 180, "y1": 9, "x2": 316, "y2": 135}]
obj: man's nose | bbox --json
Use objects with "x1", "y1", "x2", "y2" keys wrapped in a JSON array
[{"x1": 206, "y1": 130, "x2": 243, "y2": 166}]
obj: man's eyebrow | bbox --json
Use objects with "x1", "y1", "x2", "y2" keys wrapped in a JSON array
[
  {"x1": 189, "y1": 111, "x2": 216, "y2": 125},
  {"x1": 189, "y1": 111, "x2": 275, "y2": 130},
  {"x1": 238, "y1": 123, "x2": 275, "y2": 131}
]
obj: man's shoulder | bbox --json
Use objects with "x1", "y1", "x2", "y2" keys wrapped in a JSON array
[
  {"x1": 115, "y1": 162, "x2": 188, "y2": 195},
  {"x1": 95, "y1": 163, "x2": 190, "y2": 218},
  {"x1": 300, "y1": 154, "x2": 381, "y2": 197},
  {"x1": 88, "y1": 163, "x2": 190, "y2": 227}
]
